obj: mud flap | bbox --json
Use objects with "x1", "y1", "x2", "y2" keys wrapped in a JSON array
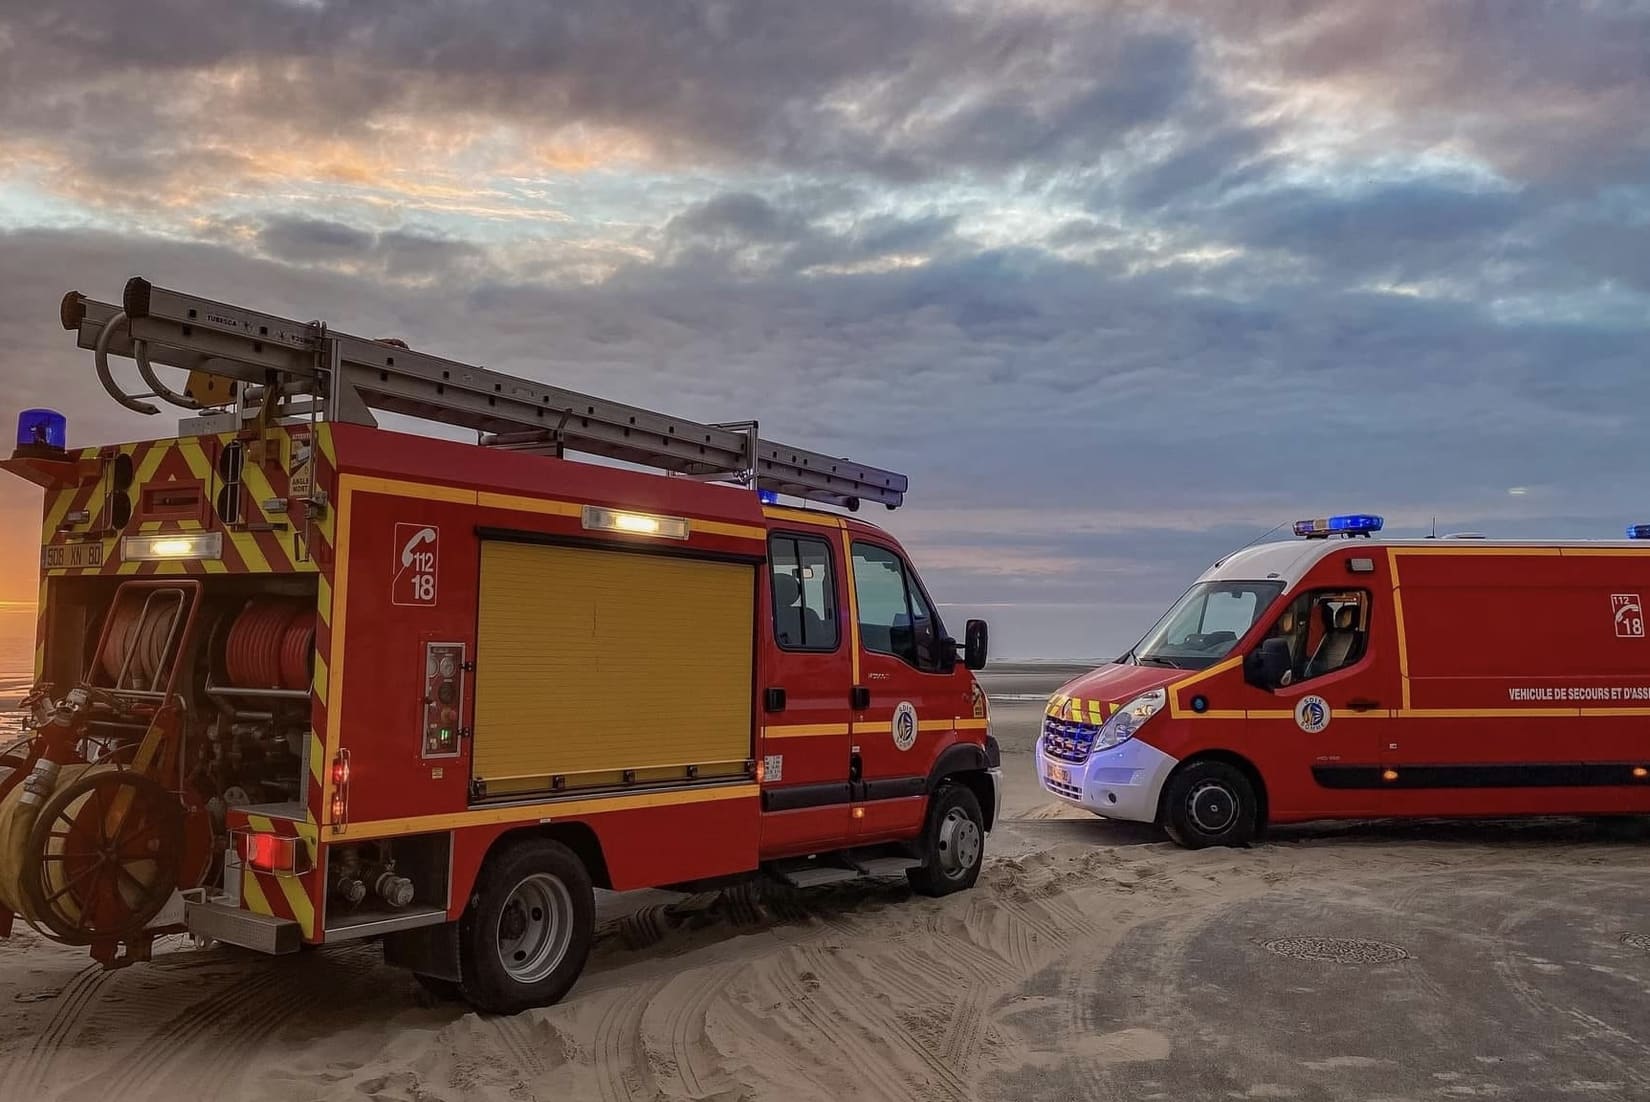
[{"x1": 384, "y1": 919, "x2": 462, "y2": 982}]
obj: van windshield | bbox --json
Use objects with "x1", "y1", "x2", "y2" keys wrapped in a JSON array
[{"x1": 1130, "y1": 581, "x2": 1284, "y2": 670}]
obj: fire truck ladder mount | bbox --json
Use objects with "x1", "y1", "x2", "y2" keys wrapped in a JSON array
[{"x1": 59, "y1": 278, "x2": 906, "y2": 510}]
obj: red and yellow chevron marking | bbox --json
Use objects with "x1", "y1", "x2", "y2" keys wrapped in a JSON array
[
  {"x1": 1044, "y1": 694, "x2": 1119, "y2": 724},
  {"x1": 304, "y1": 426, "x2": 336, "y2": 841},
  {"x1": 35, "y1": 428, "x2": 323, "y2": 578},
  {"x1": 230, "y1": 810, "x2": 320, "y2": 941}
]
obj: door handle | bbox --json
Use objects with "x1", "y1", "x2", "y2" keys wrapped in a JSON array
[
  {"x1": 1347, "y1": 698, "x2": 1382, "y2": 712},
  {"x1": 851, "y1": 685, "x2": 871, "y2": 710},
  {"x1": 764, "y1": 687, "x2": 787, "y2": 713}
]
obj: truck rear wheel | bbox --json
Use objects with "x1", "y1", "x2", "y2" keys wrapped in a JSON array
[
  {"x1": 459, "y1": 838, "x2": 595, "y2": 1014},
  {"x1": 1162, "y1": 761, "x2": 1257, "y2": 849},
  {"x1": 908, "y1": 783, "x2": 985, "y2": 897}
]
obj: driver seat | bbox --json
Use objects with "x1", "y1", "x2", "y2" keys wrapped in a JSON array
[{"x1": 1304, "y1": 604, "x2": 1360, "y2": 678}]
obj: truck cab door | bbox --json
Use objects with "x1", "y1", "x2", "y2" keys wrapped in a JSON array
[
  {"x1": 1249, "y1": 586, "x2": 1390, "y2": 815},
  {"x1": 846, "y1": 538, "x2": 964, "y2": 841},
  {"x1": 758, "y1": 529, "x2": 855, "y2": 854}
]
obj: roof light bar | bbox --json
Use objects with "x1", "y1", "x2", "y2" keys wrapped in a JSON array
[
  {"x1": 1293, "y1": 514, "x2": 1384, "y2": 539},
  {"x1": 1628, "y1": 525, "x2": 1650, "y2": 540},
  {"x1": 121, "y1": 532, "x2": 224, "y2": 561}
]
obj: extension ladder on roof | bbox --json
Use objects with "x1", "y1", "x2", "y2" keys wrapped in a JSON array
[{"x1": 58, "y1": 278, "x2": 906, "y2": 510}]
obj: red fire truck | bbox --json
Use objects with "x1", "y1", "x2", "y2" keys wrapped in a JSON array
[
  {"x1": 1037, "y1": 514, "x2": 1650, "y2": 847},
  {"x1": 0, "y1": 278, "x2": 997, "y2": 1012}
]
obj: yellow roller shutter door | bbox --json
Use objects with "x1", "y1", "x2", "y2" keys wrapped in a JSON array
[{"x1": 472, "y1": 541, "x2": 755, "y2": 794}]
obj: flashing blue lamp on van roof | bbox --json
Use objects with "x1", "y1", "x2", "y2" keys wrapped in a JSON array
[
  {"x1": 14, "y1": 408, "x2": 67, "y2": 456},
  {"x1": 757, "y1": 488, "x2": 779, "y2": 505},
  {"x1": 1294, "y1": 514, "x2": 1384, "y2": 539},
  {"x1": 1628, "y1": 524, "x2": 1650, "y2": 540}
]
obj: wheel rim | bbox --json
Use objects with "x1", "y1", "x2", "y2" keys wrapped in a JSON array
[
  {"x1": 936, "y1": 807, "x2": 982, "y2": 879},
  {"x1": 25, "y1": 770, "x2": 181, "y2": 944},
  {"x1": 495, "y1": 872, "x2": 574, "y2": 984},
  {"x1": 1185, "y1": 781, "x2": 1238, "y2": 834}
]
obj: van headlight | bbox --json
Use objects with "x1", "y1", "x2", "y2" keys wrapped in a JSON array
[{"x1": 1094, "y1": 688, "x2": 1167, "y2": 751}]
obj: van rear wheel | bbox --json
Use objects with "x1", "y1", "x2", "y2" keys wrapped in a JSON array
[
  {"x1": 1162, "y1": 761, "x2": 1257, "y2": 849},
  {"x1": 459, "y1": 838, "x2": 595, "y2": 1014}
]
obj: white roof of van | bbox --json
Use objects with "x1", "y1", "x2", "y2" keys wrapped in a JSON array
[{"x1": 1200, "y1": 538, "x2": 1649, "y2": 588}]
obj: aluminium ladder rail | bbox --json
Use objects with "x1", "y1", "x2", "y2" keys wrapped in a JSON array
[{"x1": 58, "y1": 277, "x2": 907, "y2": 510}]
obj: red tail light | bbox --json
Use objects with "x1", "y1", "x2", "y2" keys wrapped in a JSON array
[
  {"x1": 329, "y1": 748, "x2": 350, "y2": 833},
  {"x1": 241, "y1": 832, "x2": 305, "y2": 874}
]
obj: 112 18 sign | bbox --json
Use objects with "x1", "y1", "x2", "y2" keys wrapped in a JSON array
[
  {"x1": 394, "y1": 524, "x2": 439, "y2": 606},
  {"x1": 1612, "y1": 593, "x2": 1644, "y2": 639}
]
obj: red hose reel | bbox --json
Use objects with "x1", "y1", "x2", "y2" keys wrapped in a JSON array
[{"x1": 225, "y1": 599, "x2": 315, "y2": 691}]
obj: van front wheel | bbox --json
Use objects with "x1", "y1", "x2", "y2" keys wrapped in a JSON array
[{"x1": 1162, "y1": 761, "x2": 1257, "y2": 849}]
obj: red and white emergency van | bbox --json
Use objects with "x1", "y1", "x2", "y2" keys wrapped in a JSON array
[
  {"x1": 1037, "y1": 514, "x2": 1650, "y2": 847},
  {"x1": 0, "y1": 278, "x2": 999, "y2": 1013}
]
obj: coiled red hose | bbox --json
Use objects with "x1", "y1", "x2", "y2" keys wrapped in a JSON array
[
  {"x1": 225, "y1": 600, "x2": 306, "y2": 689},
  {"x1": 278, "y1": 611, "x2": 315, "y2": 692}
]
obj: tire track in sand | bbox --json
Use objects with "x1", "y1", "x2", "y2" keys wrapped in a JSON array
[
  {"x1": 796, "y1": 943, "x2": 973, "y2": 1102},
  {"x1": 15, "y1": 964, "x2": 118, "y2": 1094},
  {"x1": 648, "y1": 960, "x2": 743, "y2": 1098},
  {"x1": 84, "y1": 945, "x2": 379, "y2": 1101},
  {"x1": 591, "y1": 974, "x2": 666, "y2": 1102}
]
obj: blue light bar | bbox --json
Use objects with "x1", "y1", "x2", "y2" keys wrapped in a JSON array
[
  {"x1": 15, "y1": 408, "x2": 67, "y2": 453},
  {"x1": 1629, "y1": 524, "x2": 1650, "y2": 540},
  {"x1": 757, "y1": 488, "x2": 779, "y2": 505},
  {"x1": 1294, "y1": 513, "x2": 1384, "y2": 539}
]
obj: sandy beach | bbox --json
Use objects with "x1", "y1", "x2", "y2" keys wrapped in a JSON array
[{"x1": 2, "y1": 663, "x2": 1647, "y2": 1101}]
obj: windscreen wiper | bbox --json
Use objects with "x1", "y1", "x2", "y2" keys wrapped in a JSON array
[{"x1": 1138, "y1": 655, "x2": 1182, "y2": 669}]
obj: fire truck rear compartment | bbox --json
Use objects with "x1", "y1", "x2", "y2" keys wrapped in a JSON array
[
  {"x1": 470, "y1": 540, "x2": 756, "y2": 800},
  {"x1": 42, "y1": 573, "x2": 319, "y2": 814}
]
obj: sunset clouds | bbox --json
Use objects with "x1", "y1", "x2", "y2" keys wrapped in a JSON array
[{"x1": 1, "y1": 1, "x2": 1646, "y2": 653}]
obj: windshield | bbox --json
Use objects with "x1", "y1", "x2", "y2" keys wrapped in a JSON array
[{"x1": 1131, "y1": 581, "x2": 1285, "y2": 670}]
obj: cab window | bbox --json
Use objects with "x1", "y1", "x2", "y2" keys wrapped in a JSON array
[
  {"x1": 1262, "y1": 589, "x2": 1370, "y2": 685},
  {"x1": 851, "y1": 541, "x2": 946, "y2": 671},
  {"x1": 769, "y1": 534, "x2": 839, "y2": 651},
  {"x1": 1133, "y1": 581, "x2": 1285, "y2": 670}
]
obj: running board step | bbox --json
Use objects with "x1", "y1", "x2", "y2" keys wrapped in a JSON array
[
  {"x1": 766, "y1": 854, "x2": 922, "y2": 889},
  {"x1": 850, "y1": 856, "x2": 922, "y2": 879},
  {"x1": 771, "y1": 864, "x2": 863, "y2": 889}
]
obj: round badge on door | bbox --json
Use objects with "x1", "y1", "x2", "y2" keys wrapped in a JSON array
[
  {"x1": 1295, "y1": 695, "x2": 1331, "y2": 733},
  {"x1": 892, "y1": 701, "x2": 918, "y2": 751}
]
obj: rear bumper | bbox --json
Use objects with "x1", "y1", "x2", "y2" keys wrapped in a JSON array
[{"x1": 185, "y1": 898, "x2": 302, "y2": 955}]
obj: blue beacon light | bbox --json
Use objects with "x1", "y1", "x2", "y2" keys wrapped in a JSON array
[
  {"x1": 1294, "y1": 513, "x2": 1385, "y2": 539},
  {"x1": 15, "y1": 408, "x2": 67, "y2": 453},
  {"x1": 757, "y1": 488, "x2": 779, "y2": 504},
  {"x1": 1628, "y1": 524, "x2": 1650, "y2": 540}
]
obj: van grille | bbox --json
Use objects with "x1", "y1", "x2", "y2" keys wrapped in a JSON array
[{"x1": 1041, "y1": 716, "x2": 1097, "y2": 763}]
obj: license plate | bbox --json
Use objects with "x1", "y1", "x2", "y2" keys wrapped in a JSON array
[
  {"x1": 1048, "y1": 764, "x2": 1073, "y2": 787},
  {"x1": 41, "y1": 542, "x2": 105, "y2": 570}
]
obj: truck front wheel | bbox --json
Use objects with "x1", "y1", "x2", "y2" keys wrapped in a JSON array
[
  {"x1": 908, "y1": 782, "x2": 985, "y2": 897},
  {"x1": 459, "y1": 838, "x2": 595, "y2": 1014},
  {"x1": 1161, "y1": 761, "x2": 1257, "y2": 849}
]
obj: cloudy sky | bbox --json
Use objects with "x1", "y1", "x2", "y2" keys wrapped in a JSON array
[{"x1": 1, "y1": 0, "x2": 1647, "y2": 656}]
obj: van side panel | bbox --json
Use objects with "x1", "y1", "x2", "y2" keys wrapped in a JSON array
[{"x1": 1377, "y1": 548, "x2": 1650, "y2": 814}]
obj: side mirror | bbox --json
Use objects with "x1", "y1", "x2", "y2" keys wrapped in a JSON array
[
  {"x1": 963, "y1": 619, "x2": 989, "y2": 671},
  {"x1": 1245, "y1": 637, "x2": 1291, "y2": 690}
]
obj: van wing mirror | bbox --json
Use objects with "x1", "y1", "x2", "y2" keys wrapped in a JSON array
[
  {"x1": 1245, "y1": 637, "x2": 1291, "y2": 690},
  {"x1": 964, "y1": 619, "x2": 989, "y2": 671}
]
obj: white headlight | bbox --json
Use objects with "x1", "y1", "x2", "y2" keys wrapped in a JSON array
[{"x1": 1094, "y1": 688, "x2": 1166, "y2": 750}]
